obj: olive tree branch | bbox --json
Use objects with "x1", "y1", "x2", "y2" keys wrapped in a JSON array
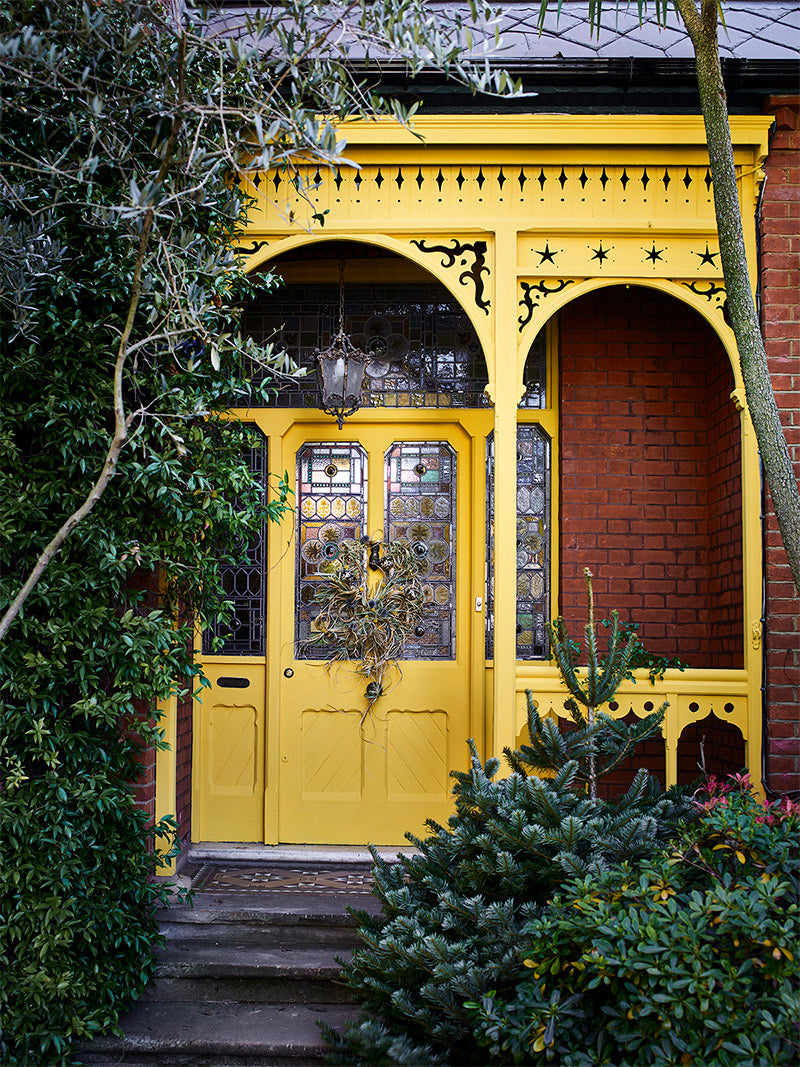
[{"x1": 0, "y1": 34, "x2": 189, "y2": 643}]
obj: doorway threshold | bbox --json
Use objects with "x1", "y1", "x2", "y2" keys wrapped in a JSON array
[{"x1": 187, "y1": 842, "x2": 419, "y2": 865}]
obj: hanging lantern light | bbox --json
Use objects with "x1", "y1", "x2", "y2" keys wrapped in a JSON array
[{"x1": 315, "y1": 261, "x2": 368, "y2": 430}]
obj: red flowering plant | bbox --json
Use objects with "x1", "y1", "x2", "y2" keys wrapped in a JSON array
[{"x1": 696, "y1": 769, "x2": 799, "y2": 825}]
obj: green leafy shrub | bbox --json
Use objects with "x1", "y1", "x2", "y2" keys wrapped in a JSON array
[
  {"x1": 468, "y1": 775, "x2": 800, "y2": 1065},
  {"x1": 328, "y1": 716, "x2": 694, "y2": 1065},
  {"x1": 0, "y1": 4, "x2": 288, "y2": 1061}
]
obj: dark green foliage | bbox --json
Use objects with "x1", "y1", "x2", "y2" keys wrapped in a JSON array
[
  {"x1": 0, "y1": 4, "x2": 291, "y2": 1061},
  {"x1": 467, "y1": 778, "x2": 800, "y2": 1065},
  {"x1": 506, "y1": 691, "x2": 667, "y2": 793},
  {"x1": 600, "y1": 618, "x2": 687, "y2": 684},
  {"x1": 543, "y1": 570, "x2": 686, "y2": 807},
  {"x1": 548, "y1": 570, "x2": 644, "y2": 716},
  {"x1": 329, "y1": 726, "x2": 693, "y2": 1065}
]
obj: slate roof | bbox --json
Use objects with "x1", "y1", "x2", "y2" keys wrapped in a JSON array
[
  {"x1": 483, "y1": 1, "x2": 800, "y2": 61},
  {"x1": 212, "y1": 2, "x2": 800, "y2": 60}
]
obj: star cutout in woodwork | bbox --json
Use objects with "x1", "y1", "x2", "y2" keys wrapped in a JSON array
[
  {"x1": 695, "y1": 243, "x2": 719, "y2": 266},
  {"x1": 535, "y1": 242, "x2": 558, "y2": 265},
  {"x1": 644, "y1": 244, "x2": 665, "y2": 264},
  {"x1": 590, "y1": 242, "x2": 611, "y2": 265}
]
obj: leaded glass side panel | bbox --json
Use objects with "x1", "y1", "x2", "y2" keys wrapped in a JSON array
[
  {"x1": 296, "y1": 443, "x2": 367, "y2": 658},
  {"x1": 485, "y1": 426, "x2": 551, "y2": 660},
  {"x1": 202, "y1": 426, "x2": 268, "y2": 656},
  {"x1": 243, "y1": 283, "x2": 489, "y2": 408},
  {"x1": 485, "y1": 433, "x2": 495, "y2": 660},
  {"x1": 385, "y1": 442, "x2": 456, "y2": 659},
  {"x1": 519, "y1": 331, "x2": 547, "y2": 409},
  {"x1": 516, "y1": 426, "x2": 551, "y2": 658}
]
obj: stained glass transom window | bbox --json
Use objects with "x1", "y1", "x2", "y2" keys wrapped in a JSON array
[
  {"x1": 485, "y1": 426, "x2": 551, "y2": 660},
  {"x1": 202, "y1": 426, "x2": 269, "y2": 656},
  {"x1": 243, "y1": 283, "x2": 489, "y2": 409},
  {"x1": 519, "y1": 331, "x2": 547, "y2": 409},
  {"x1": 385, "y1": 442, "x2": 456, "y2": 659},
  {"x1": 296, "y1": 443, "x2": 367, "y2": 658}
]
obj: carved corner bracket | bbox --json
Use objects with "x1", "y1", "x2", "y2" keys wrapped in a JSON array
[
  {"x1": 681, "y1": 278, "x2": 729, "y2": 324},
  {"x1": 411, "y1": 238, "x2": 491, "y2": 315},
  {"x1": 518, "y1": 279, "x2": 575, "y2": 331},
  {"x1": 235, "y1": 239, "x2": 271, "y2": 261}
]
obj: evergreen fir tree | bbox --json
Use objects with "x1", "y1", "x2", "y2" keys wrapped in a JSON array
[{"x1": 329, "y1": 713, "x2": 691, "y2": 1064}]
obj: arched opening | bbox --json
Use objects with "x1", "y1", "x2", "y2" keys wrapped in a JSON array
[
  {"x1": 241, "y1": 239, "x2": 490, "y2": 410},
  {"x1": 558, "y1": 285, "x2": 744, "y2": 669},
  {"x1": 677, "y1": 715, "x2": 747, "y2": 785}
]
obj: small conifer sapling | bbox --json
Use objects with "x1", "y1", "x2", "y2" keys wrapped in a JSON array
[{"x1": 545, "y1": 568, "x2": 667, "y2": 799}]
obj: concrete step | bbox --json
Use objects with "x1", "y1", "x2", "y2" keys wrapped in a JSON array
[
  {"x1": 143, "y1": 941, "x2": 354, "y2": 1004},
  {"x1": 76, "y1": 860, "x2": 378, "y2": 1066},
  {"x1": 79, "y1": 1000, "x2": 358, "y2": 1066},
  {"x1": 158, "y1": 904, "x2": 369, "y2": 950}
]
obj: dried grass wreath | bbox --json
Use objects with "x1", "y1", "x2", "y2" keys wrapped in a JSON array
[{"x1": 313, "y1": 537, "x2": 426, "y2": 724}]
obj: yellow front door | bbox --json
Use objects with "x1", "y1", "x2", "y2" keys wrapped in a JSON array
[
  {"x1": 277, "y1": 417, "x2": 483, "y2": 844},
  {"x1": 193, "y1": 410, "x2": 488, "y2": 846}
]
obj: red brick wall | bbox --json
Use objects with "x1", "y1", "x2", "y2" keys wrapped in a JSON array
[
  {"x1": 760, "y1": 97, "x2": 800, "y2": 797},
  {"x1": 129, "y1": 570, "x2": 159, "y2": 820},
  {"x1": 559, "y1": 287, "x2": 743, "y2": 667},
  {"x1": 131, "y1": 731, "x2": 156, "y2": 821},
  {"x1": 175, "y1": 688, "x2": 193, "y2": 855},
  {"x1": 707, "y1": 345, "x2": 745, "y2": 663},
  {"x1": 130, "y1": 685, "x2": 192, "y2": 863}
]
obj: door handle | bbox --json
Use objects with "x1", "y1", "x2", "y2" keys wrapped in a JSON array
[{"x1": 284, "y1": 668, "x2": 294, "y2": 678}]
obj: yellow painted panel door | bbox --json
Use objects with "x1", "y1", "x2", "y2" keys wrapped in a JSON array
[
  {"x1": 194, "y1": 662, "x2": 266, "y2": 841},
  {"x1": 278, "y1": 423, "x2": 474, "y2": 845}
]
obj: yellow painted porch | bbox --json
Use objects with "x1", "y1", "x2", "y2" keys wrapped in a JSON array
[{"x1": 154, "y1": 115, "x2": 770, "y2": 850}]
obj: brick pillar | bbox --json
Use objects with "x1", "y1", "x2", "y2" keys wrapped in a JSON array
[
  {"x1": 175, "y1": 688, "x2": 194, "y2": 852},
  {"x1": 760, "y1": 96, "x2": 800, "y2": 797}
]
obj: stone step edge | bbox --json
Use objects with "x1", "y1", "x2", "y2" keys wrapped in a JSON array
[
  {"x1": 152, "y1": 962, "x2": 348, "y2": 979},
  {"x1": 82, "y1": 1002, "x2": 358, "y2": 1056},
  {"x1": 156, "y1": 906, "x2": 367, "y2": 924}
]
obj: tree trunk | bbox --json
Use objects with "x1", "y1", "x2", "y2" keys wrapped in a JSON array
[
  {"x1": 676, "y1": 0, "x2": 800, "y2": 594},
  {"x1": 587, "y1": 704, "x2": 598, "y2": 800}
]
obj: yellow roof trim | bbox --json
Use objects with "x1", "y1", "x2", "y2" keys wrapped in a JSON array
[{"x1": 334, "y1": 114, "x2": 772, "y2": 155}]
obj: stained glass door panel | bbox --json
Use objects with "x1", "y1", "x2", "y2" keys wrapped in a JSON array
[
  {"x1": 278, "y1": 423, "x2": 475, "y2": 845},
  {"x1": 296, "y1": 443, "x2": 367, "y2": 655},
  {"x1": 385, "y1": 442, "x2": 456, "y2": 659}
]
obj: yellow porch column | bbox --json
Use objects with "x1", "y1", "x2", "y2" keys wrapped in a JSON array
[
  {"x1": 492, "y1": 224, "x2": 521, "y2": 758},
  {"x1": 739, "y1": 392, "x2": 766, "y2": 788}
]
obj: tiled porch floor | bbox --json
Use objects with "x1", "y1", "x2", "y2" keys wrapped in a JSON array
[{"x1": 191, "y1": 864, "x2": 375, "y2": 894}]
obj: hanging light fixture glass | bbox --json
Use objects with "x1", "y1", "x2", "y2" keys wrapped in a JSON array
[{"x1": 315, "y1": 260, "x2": 368, "y2": 429}]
